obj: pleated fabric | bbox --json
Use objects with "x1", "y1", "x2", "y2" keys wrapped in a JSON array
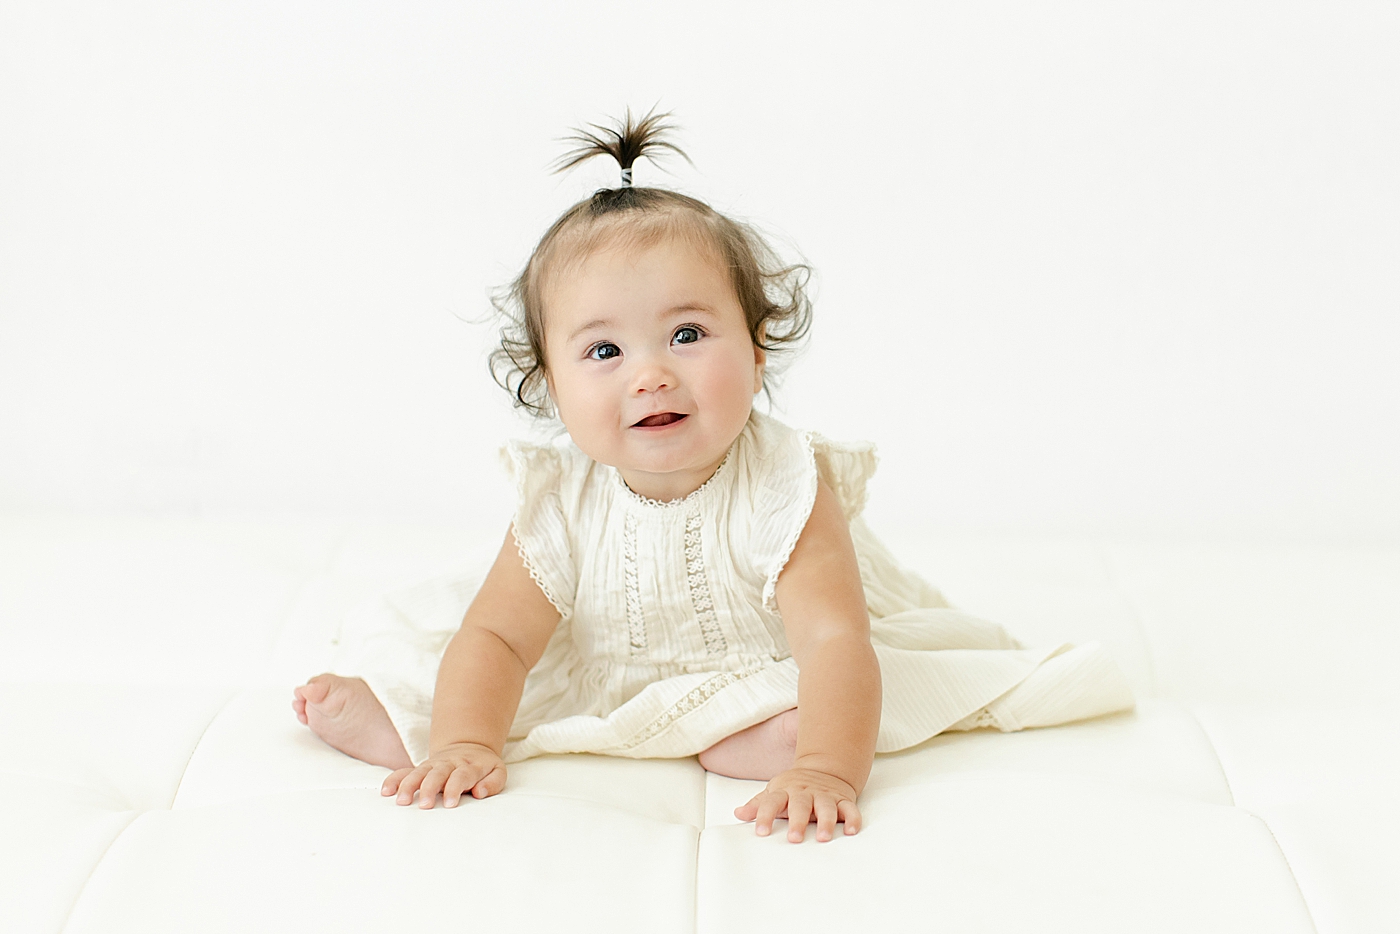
[{"x1": 344, "y1": 410, "x2": 1135, "y2": 767}]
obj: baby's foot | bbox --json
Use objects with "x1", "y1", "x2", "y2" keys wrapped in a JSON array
[
  {"x1": 698, "y1": 707, "x2": 799, "y2": 781},
  {"x1": 292, "y1": 674, "x2": 413, "y2": 770}
]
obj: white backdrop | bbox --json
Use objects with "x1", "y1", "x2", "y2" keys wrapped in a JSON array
[{"x1": 2, "y1": 1, "x2": 1397, "y2": 543}]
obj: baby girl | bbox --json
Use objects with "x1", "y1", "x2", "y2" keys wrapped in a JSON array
[{"x1": 292, "y1": 110, "x2": 1135, "y2": 844}]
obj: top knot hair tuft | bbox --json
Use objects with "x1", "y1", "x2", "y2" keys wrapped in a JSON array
[{"x1": 553, "y1": 106, "x2": 692, "y2": 191}]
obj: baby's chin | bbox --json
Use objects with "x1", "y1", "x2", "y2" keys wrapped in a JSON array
[
  {"x1": 583, "y1": 436, "x2": 730, "y2": 491},
  {"x1": 559, "y1": 406, "x2": 751, "y2": 473},
  {"x1": 592, "y1": 439, "x2": 716, "y2": 475}
]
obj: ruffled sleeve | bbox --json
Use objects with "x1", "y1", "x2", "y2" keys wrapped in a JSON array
[
  {"x1": 499, "y1": 440, "x2": 579, "y2": 619},
  {"x1": 809, "y1": 432, "x2": 879, "y2": 522},
  {"x1": 745, "y1": 414, "x2": 879, "y2": 613}
]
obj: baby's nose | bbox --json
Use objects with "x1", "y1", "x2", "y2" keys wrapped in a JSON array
[{"x1": 630, "y1": 359, "x2": 676, "y2": 393}]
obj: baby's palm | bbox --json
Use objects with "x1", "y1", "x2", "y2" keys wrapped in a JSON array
[{"x1": 381, "y1": 742, "x2": 507, "y2": 808}]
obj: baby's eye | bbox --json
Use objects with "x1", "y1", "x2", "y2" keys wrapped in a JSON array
[
  {"x1": 588, "y1": 342, "x2": 621, "y2": 361},
  {"x1": 672, "y1": 326, "x2": 702, "y2": 345}
]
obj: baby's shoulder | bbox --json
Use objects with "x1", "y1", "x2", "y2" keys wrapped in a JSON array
[
  {"x1": 499, "y1": 435, "x2": 587, "y2": 479},
  {"x1": 498, "y1": 435, "x2": 602, "y2": 515},
  {"x1": 734, "y1": 409, "x2": 813, "y2": 482},
  {"x1": 741, "y1": 412, "x2": 878, "y2": 513}
]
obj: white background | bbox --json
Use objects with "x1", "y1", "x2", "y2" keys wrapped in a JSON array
[{"x1": 2, "y1": 1, "x2": 1396, "y2": 543}]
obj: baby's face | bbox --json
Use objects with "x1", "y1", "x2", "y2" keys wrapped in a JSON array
[{"x1": 543, "y1": 236, "x2": 764, "y2": 502}]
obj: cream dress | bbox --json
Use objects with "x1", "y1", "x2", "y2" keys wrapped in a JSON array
[{"x1": 345, "y1": 410, "x2": 1135, "y2": 767}]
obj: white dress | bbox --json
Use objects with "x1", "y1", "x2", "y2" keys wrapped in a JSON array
[{"x1": 345, "y1": 410, "x2": 1135, "y2": 767}]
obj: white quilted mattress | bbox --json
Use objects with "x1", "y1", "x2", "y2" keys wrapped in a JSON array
[{"x1": 1, "y1": 514, "x2": 1396, "y2": 933}]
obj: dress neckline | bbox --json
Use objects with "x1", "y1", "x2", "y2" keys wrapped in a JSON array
[{"x1": 613, "y1": 438, "x2": 741, "y2": 510}]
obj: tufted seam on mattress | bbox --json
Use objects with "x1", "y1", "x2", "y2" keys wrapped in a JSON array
[
  {"x1": 863, "y1": 766, "x2": 1231, "y2": 805},
  {"x1": 1185, "y1": 704, "x2": 1239, "y2": 809},
  {"x1": 689, "y1": 823, "x2": 702, "y2": 934},
  {"x1": 182, "y1": 784, "x2": 706, "y2": 830},
  {"x1": 458, "y1": 787, "x2": 706, "y2": 832},
  {"x1": 0, "y1": 768, "x2": 130, "y2": 812},
  {"x1": 1245, "y1": 810, "x2": 1323, "y2": 934},
  {"x1": 699, "y1": 759, "x2": 711, "y2": 838},
  {"x1": 168, "y1": 687, "x2": 241, "y2": 810},
  {"x1": 54, "y1": 809, "x2": 144, "y2": 934},
  {"x1": 491, "y1": 788, "x2": 703, "y2": 831}
]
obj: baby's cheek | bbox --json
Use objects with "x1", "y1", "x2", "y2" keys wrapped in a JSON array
[
  {"x1": 557, "y1": 393, "x2": 625, "y2": 464},
  {"x1": 711, "y1": 354, "x2": 761, "y2": 412}
]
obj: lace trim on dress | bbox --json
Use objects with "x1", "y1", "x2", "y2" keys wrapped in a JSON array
[
  {"x1": 758, "y1": 429, "x2": 880, "y2": 614},
  {"x1": 618, "y1": 663, "x2": 766, "y2": 749},
  {"x1": 963, "y1": 711, "x2": 1008, "y2": 733},
  {"x1": 622, "y1": 512, "x2": 647, "y2": 655},
  {"x1": 760, "y1": 430, "x2": 821, "y2": 615},
  {"x1": 501, "y1": 440, "x2": 572, "y2": 618},
  {"x1": 614, "y1": 445, "x2": 737, "y2": 509},
  {"x1": 509, "y1": 519, "x2": 567, "y2": 617},
  {"x1": 684, "y1": 511, "x2": 727, "y2": 656}
]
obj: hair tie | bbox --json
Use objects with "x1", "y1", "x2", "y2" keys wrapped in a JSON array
[{"x1": 553, "y1": 106, "x2": 692, "y2": 190}]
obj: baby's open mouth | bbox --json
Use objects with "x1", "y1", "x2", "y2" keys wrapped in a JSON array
[{"x1": 633, "y1": 412, "x2": 687, "y2": 428}]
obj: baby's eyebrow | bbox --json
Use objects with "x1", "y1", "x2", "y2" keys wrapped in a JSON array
[
  {"x1": 664, "y1": 302, "x2": 716, "y2": 317},
  {"x1": 567, "y1": 318, "x2": 612, "y2": 343}
]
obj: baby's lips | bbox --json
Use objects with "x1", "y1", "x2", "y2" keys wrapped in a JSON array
[{"x1": 632, "y1": 412, "x2": 687, "y2": 428}]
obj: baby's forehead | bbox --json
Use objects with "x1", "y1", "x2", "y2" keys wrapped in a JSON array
[
  {"x1": 539, "y1": 222, "x2": 732, "y2": 317},
  {"x1": 546, "y1": 213, "x2": 726, "y2": 283}
]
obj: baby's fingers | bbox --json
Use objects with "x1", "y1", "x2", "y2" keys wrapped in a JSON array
[
  {"x1": 837, "y1": 798, "x2": 862, "y2": 835},
  {"x1": 753, "y1": 792, "x2": 788, "y2": 838},
  {"x1": 416, "y1": 765, "x2": 454, "y2": 808},
  {"x1": 393, "y1": 766, "x2": 431, "y2": 805},
  {"x1": 442, "y1": 767, "x2": 475, "y2": 808},
  {"x1": 441, "y1": 764, "x2": 504, "y2": 806},
  {"x1": 381, "y1": 767, "x2": 414, "y2": 797},
  {"x1": 812, "y1": 796, "x2": 841, "y2": 842},
  {"x1": 735, "y1": 788, "x2": 785, "y2": 823},
  {"x1": 786, "y1": 792, "x2": 814, "y2": 843},
  {"x1": 470, "y1": 764, "x2": 507, "y2": 799}
]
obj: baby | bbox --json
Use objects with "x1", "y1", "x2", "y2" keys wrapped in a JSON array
[{"x1": 293, "y1": 110, "x2": 1135, "y2": 844}]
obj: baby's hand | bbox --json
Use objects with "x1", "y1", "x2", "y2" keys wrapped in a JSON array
[
  {"x1": 381, "y1": 742, "x2": 506, "y2": 809},
  {"x1": 733, "y1": 767, "x2": 862, "y2": 843}
]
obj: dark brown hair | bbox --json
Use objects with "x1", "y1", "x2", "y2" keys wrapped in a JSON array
[{"x1": 489, "y1": 109, "x2": 813, "y2": 419}]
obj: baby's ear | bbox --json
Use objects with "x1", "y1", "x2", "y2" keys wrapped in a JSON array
[{"x1": 752, "y1": 342, "x2": 766, "y2": 394}]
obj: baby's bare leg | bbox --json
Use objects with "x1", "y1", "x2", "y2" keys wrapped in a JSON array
[
  {"x1": 697, "y1": 707, "x2": 799, "y2": 781},
  {"x1": 292, "y1": 674, "x2": 412, "y2": 770}
]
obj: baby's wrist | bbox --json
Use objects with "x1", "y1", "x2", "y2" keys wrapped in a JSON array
[
  {"x1": 429, "y1": 739, "x2": 501, "y2": 758},
  {"x1": 791, "y1": 753, "x2": 865, "y2": 795}
]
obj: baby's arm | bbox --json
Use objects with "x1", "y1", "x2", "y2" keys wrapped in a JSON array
[
  {"x1": 734, "y1": 477, "x2": 881, "y2": 841},
  {"x1": 382, "y1": 525, "x2": 561, "y2": 808}
]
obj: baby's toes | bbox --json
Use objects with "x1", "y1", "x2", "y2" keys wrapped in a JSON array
[
  {"x1": 304, "y1": 678, "x2": 355, "y2": 725},
  {"x1": 299, "y1": 675, "x2": 333, "y2": 706}
]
